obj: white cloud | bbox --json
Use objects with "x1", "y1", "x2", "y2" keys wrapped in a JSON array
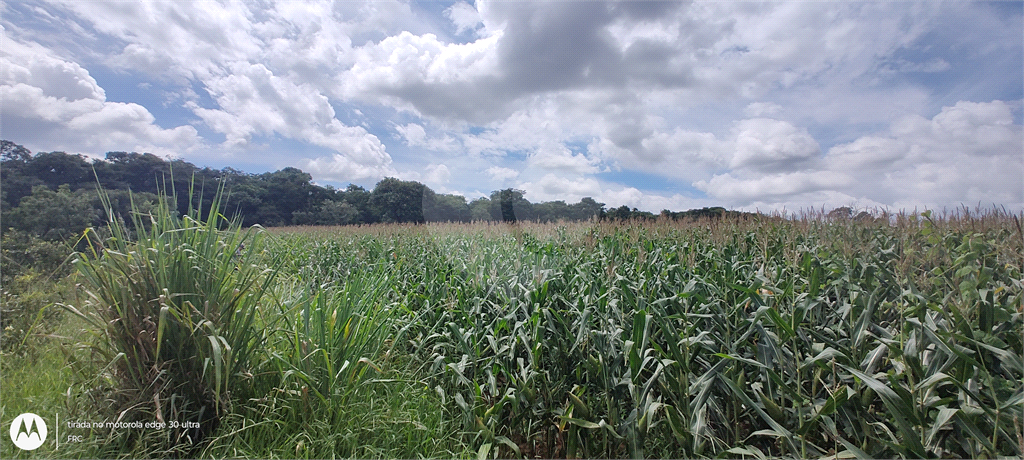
[
  {"x1": 730, "y1": 118, "x2": 820, "y2": 171},
  {"x1": 424, "y1": 163, "x2": 452, "y2": 185},
  {"x1": 0, "y1": 31, "x2": 201, "y2": 157},
  {"x1": 186, "y1": 62, "x2": 393, "y2": 177},
  {"x1": 340, "y1": 30, "x2": 504, "y2": 121},
  {"x1": 392, "y1": 163, "x2": 452, "y2": 191},
  {"x1": 641, "y1": 129, "x2": 727, "y2": 167},
  {"x1": 592, "y1": 117, "x2": 823, "y2": 183},
  {"x1": 53, "y1": 1, "x2": 262, "y2": 82},
  {"x1": 485, "y1": 166, "x2": 519, "y2": 182},
  {"x1": 396, "y1": 123, "x2": 427, "y2": 146},
  {"x1": 600, "y1": 187, "x2": 646, "y2": 209},
  {"x1": 825, "y1": 136, "x2": 907, "y2": 170},
  {"x1": 0, "y1": 36, "x2": 103, "y2": 101},
  {"x1": 697, "y1": 100, "x2": 1023, "y2": 210},
  {"x1": 517, "y1": 174, "x2": 603, "y2": 203},
  {"x1": 744, "y1": 102, "x2": 782, "y2": 117},
  {"x1": 446, "y1": 2, "x2": 483, "y2": 36},
  {"x1": 396, "y1": 122, "x2": 460, "y2": 152},
  {"x1": 695, "y1": 171, "x2": 856, "y2": 203},
  {"x1": 527, "y1": 145, "x2": 600, "y2": 174},
  {"x1": 300, "y1": 153, "x2": 396, "y2": 183},
  {"x1": 349, "y1": 31, "x2": 501, "y2": 86}
]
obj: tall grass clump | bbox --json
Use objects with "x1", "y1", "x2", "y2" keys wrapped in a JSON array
[{"x1": 70, "y1": 183, "x2": 276, "y2": 456}]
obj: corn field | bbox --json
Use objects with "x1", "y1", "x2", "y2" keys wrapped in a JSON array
[{"x1": 67, "y1": 197, "x2": 1023, "y2": 458}]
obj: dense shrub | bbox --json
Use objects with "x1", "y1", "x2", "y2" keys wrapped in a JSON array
[{"x1": 0, "y1": 230, "x2": 73, "y2": 356}]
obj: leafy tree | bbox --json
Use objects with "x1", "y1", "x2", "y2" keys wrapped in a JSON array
[
  {"x1": 489, "y1": 188, "x2": 533, "y2": 223},
  {"x1": 424, "y1": 190, "x2": 471, "y2": 223},
  {"x1": 340, "y1": 184, "x2": 378, "y2": 224},
  {"x1": 0, "y1": 229, "x2": 71, "y2": 284},
  {"x1": 603, "y1": 205, "x2": 655, "y2": 221},
  {"x1": 25, "y1": 151, "x2": 93, "y2": 191},
  {"x1": 469, "y1": 198, "x2": 493, "y2": 222},
  {"x1": 370, "y1": 177, "x2": 426, "y2": 223},
  {"x1": 6, "y1": 185, "x2": 99, "y2": 241},
  {"x1": 1, "y1": 140, "x2": 31, "y2": 162},
  {"x1": 827, "y1": 206, "x2": 854, "y2": 220},
  {"x1": 572, "y1": 197, "x2": 605, "y2": 221},
  {"x1": 649, "y1": 206, "x2": 735, "y2": 221},
  {"x1": 89, "y1": 189, "x2": 164, "y2": 230},
  {"x1": 0, "y1": 142, "x2": 43, "y2": 210},
  {"x1": 100, "y1": 152, "x2": 172, "y2": 193},
  {"x1": 533, "y1": 200, "x2": 567, "y2": 223},
  {"x1": 608, "y1": 205, "x2": 632, "y2": 221},
  {"x1": 319, "y1": 200, "x2": 361, "y2": 225},
  {"x1": 220, "y1": 172, "x2": 265, "y2": 227},
  {"x1": 260, "y1": 167, "x2": 323, "y2": 225}
]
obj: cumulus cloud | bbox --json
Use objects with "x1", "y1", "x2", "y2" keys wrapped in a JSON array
[
  {"x1": 729, "y1": 118, "x2": 820, "y2": 171},
  {"x1": 341, "y1": 30, "x2": 505, "y2": 122},
  {"x1": 527, "y1": 145, "x2": 600, "y2": 174},
  {"x1": 446, "y1": 2, "x2": 483, "y2": 36},
  {"x1": 593, "y1": 117, "x2": 823, "y2": 183},
  {"x1": 485, "y1": 166, "x2": 519, "y2": 182},
  {"x1": 392, "y1": 163, "x2": 453, "y2": 191},
  {"x1": 300, "y1": 153, "x2": 396, "y2": 183},
  {"x1": 0, "y1": 37, "x2": 103, "y2": 101},
  {"x1": 396, "y1": 123, "x2": 427, "y2": 146},
  {"x1": 424, "y1": 163, "x2": 452, "y2": 185},
  {"x1": 641, "y1": 129, "x2": 727, "y2": 167},
  {"x1": 396, "y1": 122, "x2": 460, "y2": 152},
  {"x1": 51, "y1": 1, "x2": 262, "y2": 82},
  {"x1": 0, "y1": 31, "x2": 201, "y2": 157},
  {"x1": 517, "y1": 174, "x2": 604, "y2": 203},
  {"x1": 339, "y1": 2, "x2": 697, "y2": 123},
  {"x1": 183, "y1": 62, "x2": 394, "y2": 180},
  {"x1": 515, "y1": 173, "x2": 649, "y2": 209},
  {"x1": 698, "y1": 100, "x2": 1023, "y2": 210},
  {"x1": 22, "y1": 0, "x2": 400, "y2": 182},
  {"x1": 744, "y1": 102, "x2": 783, "y2": 117},
  {"x1": 695, "y1": 171, "x2": 856, "y2": 203}
]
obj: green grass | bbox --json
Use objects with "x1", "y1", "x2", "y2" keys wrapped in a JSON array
[
  {"x1": 2, "y1": 206, "x2": 1022, "y2": 458},
  {"x1": 1, "y1": 346, "x2": 70, "y2": 459},
  {"x1": 0, "y1": 309, "x2": 102, "y2": 459}
]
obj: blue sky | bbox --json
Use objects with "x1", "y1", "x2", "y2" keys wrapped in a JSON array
[{"x1": 2, "y1": 1, "x2": 1021, "y2": 212}]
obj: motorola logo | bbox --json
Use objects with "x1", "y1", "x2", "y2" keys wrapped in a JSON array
[{"x1": 9, "y1": 413, "x2": 47, "y2": 450}]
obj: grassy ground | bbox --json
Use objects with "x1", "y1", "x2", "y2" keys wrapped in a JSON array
[
  {"x1": 2, "y1": 208, "x2": 1022, "y2": 458},
  {"x1": 0, "y1": 310, "x2": 100, "y2": 459}
]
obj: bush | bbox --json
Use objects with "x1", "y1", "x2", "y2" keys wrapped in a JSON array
[
  {"x1": 0, "y1": 230, "x2": 73, "y2": 356},
  {"x1": 5, "y1": 184, "x2": 99, "y2": 241},
  {"x1": 0, "y1": 229, "x2": 73, "y2": 283},
  {"x1": 0, "y1": 270, "x2": 65, "y2": 356}
]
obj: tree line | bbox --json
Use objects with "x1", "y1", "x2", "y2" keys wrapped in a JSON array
[{"x1": 1, "y1": 140, "x2": 741, "y2": 243}]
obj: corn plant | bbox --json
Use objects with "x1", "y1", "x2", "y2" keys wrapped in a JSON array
[{"x1": 313, "y1": 213, "x2": 1022, "y2": 459}]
